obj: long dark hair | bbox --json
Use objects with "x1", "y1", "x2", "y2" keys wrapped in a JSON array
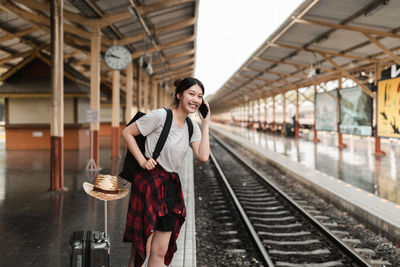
[{"x1": 173, "y1": 77, "x2": 205, "y2": 107}]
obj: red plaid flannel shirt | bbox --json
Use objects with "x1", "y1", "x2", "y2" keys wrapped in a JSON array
[{"x1": 123, "y1": 165, "x2": 186, "y2": 267}]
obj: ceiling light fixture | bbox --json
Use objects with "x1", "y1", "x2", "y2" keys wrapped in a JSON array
[
  {"x1": 307, "y1": 52, "x2": 322, "y2": 79},
  {"x1": 128, "y1": 2, "x2": 170, "y2": 79},
  {"x1": 161, "y1": 81, "x2": 168, "y2": 91},
  {"x1": 138, "y1": 55, "x2": 153, "y2": 76}
]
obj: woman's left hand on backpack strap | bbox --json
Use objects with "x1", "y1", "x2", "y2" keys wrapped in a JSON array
[{"x1": 140, "y1": 158, "x2": 158, "y2": 170}]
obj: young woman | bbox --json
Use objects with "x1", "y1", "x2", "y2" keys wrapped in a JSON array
[{"x1": 122, "y1": 77, "x2": 210, "y2": 267}]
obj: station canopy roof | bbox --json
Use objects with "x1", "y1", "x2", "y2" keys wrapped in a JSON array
[
  {"x1": 0, "y1": 0, "x2": 199, "y2": 99},
  {"x1": 208, "y1": 0, "x2": 400, "y2": 113}
]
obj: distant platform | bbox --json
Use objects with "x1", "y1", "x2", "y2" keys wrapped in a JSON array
[{"x1": 212, "y1": 123, "x2": 400, "y2": 205}]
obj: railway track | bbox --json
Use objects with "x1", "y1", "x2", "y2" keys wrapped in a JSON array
[
  {"x1": 194, "y1": 163, "x2": 265, "y2": 266},
  {"x1": 208, "y1": 133, "x2": 373, "y2": 267}
]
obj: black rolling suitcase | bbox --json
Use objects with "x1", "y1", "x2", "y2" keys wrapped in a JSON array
[
  {"x1": 86, "y1": 231, "x2": 110, "y2": 267},
  {"x1": 70, "y1": 231, "x2": 86, "y2": 267},
  {"x1": 70, "y1": 230, "x2": 110, "y2": 267},
  {"x1": 70, "y1": 201, "x2": 110, "y2": 267}
]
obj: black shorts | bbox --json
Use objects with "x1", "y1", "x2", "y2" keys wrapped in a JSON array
[{"x1": 155, "y1": 180, "x2": 177, "y2": 232}]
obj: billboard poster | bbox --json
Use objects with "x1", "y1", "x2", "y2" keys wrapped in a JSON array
[
  {"x1": 315, "y1": 90, "x2": 338, "y2": 131},
  {"x1": 377, "y1": 77, "x2": 400, "y2": 138},
  {"x1": 339, "y1": 86, "x2": 373, "y2": 136}
]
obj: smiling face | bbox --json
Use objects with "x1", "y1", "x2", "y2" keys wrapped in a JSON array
[{"x1": 177, "y1": 84, "x2": 203, "y2": 114}]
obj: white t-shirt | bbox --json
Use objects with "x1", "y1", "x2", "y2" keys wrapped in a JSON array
[{"x1": 136, "y1": 108, "x2": 201, "y2": 173}]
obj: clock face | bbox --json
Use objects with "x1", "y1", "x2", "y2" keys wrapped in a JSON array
[{"x1": 104, "y1": 45, "x2": 131, "y2": 70}]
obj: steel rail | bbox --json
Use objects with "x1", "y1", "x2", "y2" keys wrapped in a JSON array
[
  {"x1": 209, "y1": 150, "x2": 275, "y2": 267},
  {"x1": 210, "y1": 131, "x2": 372, "y2": 267}
]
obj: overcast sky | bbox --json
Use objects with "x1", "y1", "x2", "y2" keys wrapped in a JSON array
[{"x1": 195, "y1": 0, "x2": 304, "y2": 97}]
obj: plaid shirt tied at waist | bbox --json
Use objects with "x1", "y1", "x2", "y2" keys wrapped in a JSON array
[{"x1": 123, "y1": 165, "x2": 186, "y2": 267}]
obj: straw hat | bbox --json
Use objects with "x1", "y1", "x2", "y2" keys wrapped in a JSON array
[{"x1": 83, "y1": 174, "x2": 129, "y2": 201}]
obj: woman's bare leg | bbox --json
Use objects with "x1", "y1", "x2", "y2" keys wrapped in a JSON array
[
  {"x1": 146, "y1": 233, "x2": 154, "y2": 256},
  {"x1": 128, "y1": 232, "x2": 154, "y2": 267},
  {"x1": 148, "y1": 231, "x2": 172, "y2": 267},
  {"x1": 128, "y1": 243, "x2": 136, "y2": 267},
  {"x1": 145, "y1": 232, "x2": 154, "y2": 265}
]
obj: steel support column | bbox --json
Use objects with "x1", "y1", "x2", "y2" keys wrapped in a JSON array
[
  {"x1": 264, "y1": 98, "x2": 268, "y2": 129},
  {"x1": 295, "y1": 89, "x2": 300, "y2": 139},
  {"x1": 143, "y1": 71, "x2": 149, "y2": 112},
  {"x1": 272, "y1": 96, "x2": 276, "y2": 132},
  {"x1": 258, "y1": 98, "x2": 261, "y2": 129},
  {"x1": 50, "y1": 0, "x2": 64, "y2": 191},
  {"x1": 125, "y1": 63, "x2": 133, "y2": 123},
  {"x1": 90, "y1": 27, "x2": 101, "y2": 167},
  {"x1": 282, "y1": 93, "x2": 286, "y2": 136},
  {"x1": 374, "y1": 61, "x2": 386, "y2": 156},
  {"x1": 112, "y1": 69, "x2": 120, "y2": 158},
  {"x1": 313, "y1": 83, "x2": 320, "y2": 142},
  {"x1": 337, "y1": 76, "x2": 347, "y2": 148},
  {"x1": 137, "y1": 63, "x2": 143, "y2": 111}
]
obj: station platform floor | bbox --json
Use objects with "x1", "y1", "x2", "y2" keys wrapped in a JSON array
[
  {"x1": 0, "y1": 138, "x2": 196, "y2": 267},
  {"x1": 211, "y1": 122, "x2": 400, "y2": 245},
  {"x1": 212, "y1": 123, "x2": 400, "y2": 205}
]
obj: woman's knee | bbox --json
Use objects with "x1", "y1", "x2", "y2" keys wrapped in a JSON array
[{"x1": 150, "y1": 242, "x2": 168, "y2": 258}]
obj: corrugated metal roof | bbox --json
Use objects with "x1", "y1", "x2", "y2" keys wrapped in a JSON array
[
  {"x1": 0, "y1": 78, "x2": 89, "y2": 95},
  {"x1": 209, "y1": 0, "x2": 400, "y2": 113},
  {"x1": 0, "y1": 0, "x2": 199, "y2": 101},
  {"x1": 0, "y1": 53, "x2": 89, "y2": 94}
]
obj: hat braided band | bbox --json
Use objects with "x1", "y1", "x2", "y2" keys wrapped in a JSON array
[{"x1": 93, "y1": 187, "x2": 119, "y2": 194}]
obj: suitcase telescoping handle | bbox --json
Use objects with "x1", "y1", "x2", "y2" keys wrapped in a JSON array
[{"x1": 104, "y1": 200, "x2": 108, "y2": 239}]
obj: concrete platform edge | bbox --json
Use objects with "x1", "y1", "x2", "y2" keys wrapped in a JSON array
[
  {"x1": 211, "y1": 123, "x2": 400, "y2": 245},
  {"x1": 170, "y1": 150, "x2": 196, "y2": 267}
]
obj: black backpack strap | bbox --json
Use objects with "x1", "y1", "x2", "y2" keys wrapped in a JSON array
[
  {"x1": 186, "y1": 117, "x2": 193, "y2": 143},
  {"x1": 152, "y1": 108, "x2": 173, "y2": 160}
]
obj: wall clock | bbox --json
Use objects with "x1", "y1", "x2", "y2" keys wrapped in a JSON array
[{"x1": 104, "y1": 45, "x2": 131, "y2": 70}]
